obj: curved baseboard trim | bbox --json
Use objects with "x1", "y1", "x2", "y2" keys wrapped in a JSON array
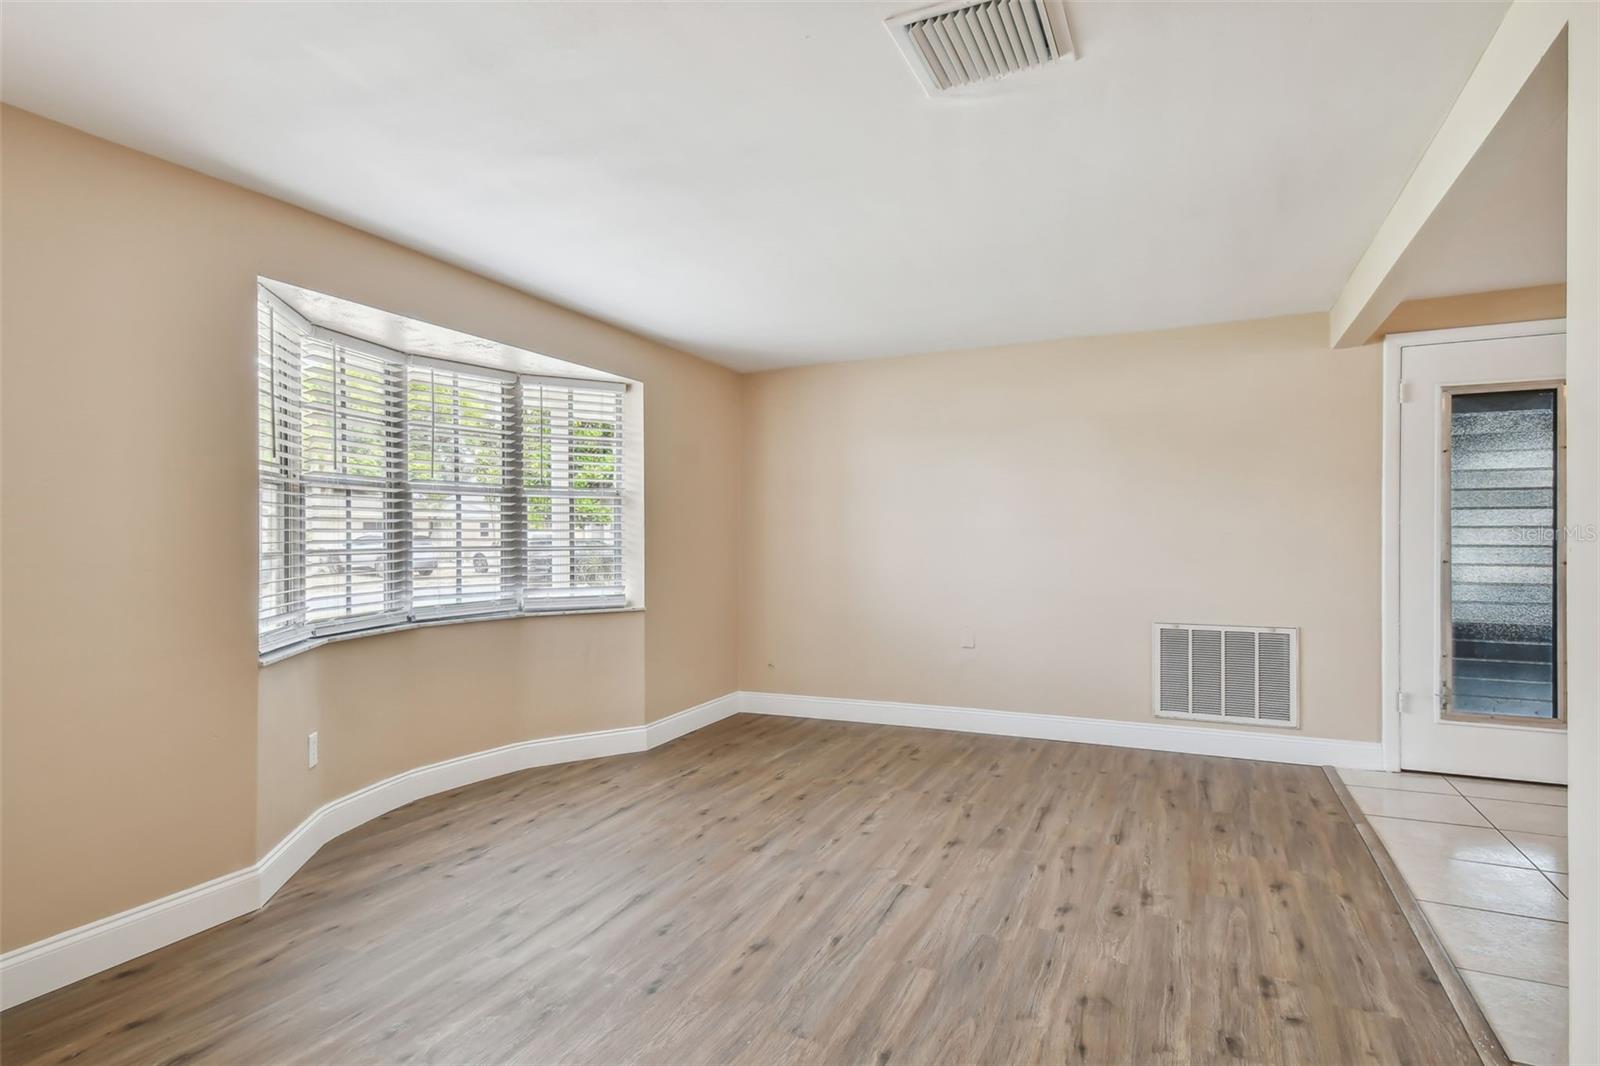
[{"x1": 0, "y1": 693, "x2": 741, "y2": 1011}]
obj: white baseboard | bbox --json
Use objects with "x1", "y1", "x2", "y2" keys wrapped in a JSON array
[
  {"x1": 1, "y1": 688, "x2": 1377, "y2": 1010},
  {"x1": 742, "y1": 691, "x2": 1386, "y2": 770},
  {"x1": 0, "y1": 692, "x2": 741, "y2": 1011},
  {"x1": 644, "y1": 692, "x2": 743, "y2": 748},
  {"x1": 254, "y1": 718, "x2": 661, "y2": 902},
  {"x1": 0, "y1": 866, "x2": 261, "y2": 1014}
]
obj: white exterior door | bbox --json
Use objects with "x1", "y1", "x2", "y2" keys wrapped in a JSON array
[{"x1": 1396, "y1": 325, "x2": 1567, "y2": 783}]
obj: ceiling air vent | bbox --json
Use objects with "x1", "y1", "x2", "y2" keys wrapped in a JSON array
[
  {"x1": 886, "y1": 0, "x2": 1075, "y2": 95},
  {"x1": 1153, "y1": 623, "x2": 1300, "y2": 729}
]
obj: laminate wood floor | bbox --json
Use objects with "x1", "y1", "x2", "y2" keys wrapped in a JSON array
[{"x1": 1, "y1": 715, "x2": 1477, "y2": 1065}]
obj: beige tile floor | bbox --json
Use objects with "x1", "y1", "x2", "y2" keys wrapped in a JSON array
[{"x1": 1338, "y1": 767, "x2": 1569, "y2": 1066}]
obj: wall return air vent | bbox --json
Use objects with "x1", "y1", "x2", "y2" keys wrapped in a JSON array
[
  {"x1": 886, "y1": 0, "x2": 1075, "y2": 95},
  {"x1": 1153, "y1": 623, "x2": 1300, "y2": 729}
]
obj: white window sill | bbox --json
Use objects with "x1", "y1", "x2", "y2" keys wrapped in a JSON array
[{"x1": 259, "y1": 604, "x2": 645, "y2": 666}]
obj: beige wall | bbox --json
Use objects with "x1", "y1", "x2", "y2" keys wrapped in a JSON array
[
  {"x1": 0, "y1": 107, "x2": 741, "y2": 950},
  {"x1": 1375, "y1": 283, "x2": 1566, "y2": 338},
  {"x1": 739, "y1": 313, "x2": 1382, "y2": 742}
]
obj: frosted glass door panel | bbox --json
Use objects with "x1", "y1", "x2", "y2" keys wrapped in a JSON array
[{"x1": 1447, "y1": 388, "x2": 1559, "y2": 719}]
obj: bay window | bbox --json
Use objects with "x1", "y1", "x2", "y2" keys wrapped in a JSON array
[{"x1": 257, "y1": 286, "x2": 630, "y2": 656}]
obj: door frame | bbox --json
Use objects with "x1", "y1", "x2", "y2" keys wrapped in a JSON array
[{"x1": 1380, "y1": 318, "x2": 1569, "y2": 772}]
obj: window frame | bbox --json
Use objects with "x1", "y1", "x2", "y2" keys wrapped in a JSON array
[
  {"x1": 1437, "y1": 379, "x2": 1567, "y2": 727},
  {"x1": 257, "y1": 289, "x2": 635, "y2": 662}
]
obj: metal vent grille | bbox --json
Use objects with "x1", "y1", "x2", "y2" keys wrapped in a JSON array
[
  {"x1": 1152, "y1": 624, "x2": 1299, "y2": 728},
  {"x1": 886, "y1": 0, "x2": 1075, "y2": 95}
]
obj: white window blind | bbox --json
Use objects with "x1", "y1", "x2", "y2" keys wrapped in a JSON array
[
  {"x1": 257, "y1": 288, "x2": 631, "y2": 655},
  {"x1": 522, "y1": 377, "x2": 626, "y2": 607},
  {"x1": 407, "y1": 360, "x2": 520, "y2": 617},
  {"x1": 301, "y1": 337, "x2": 407, "y2": 632},
  {"x1": 258, "y1": 295, "x2": 306, "y2": 650}
]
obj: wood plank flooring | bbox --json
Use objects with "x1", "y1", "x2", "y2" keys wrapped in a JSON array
[{"x1": 1, "y1": 715, "x2": 1477, "y2": 1065}]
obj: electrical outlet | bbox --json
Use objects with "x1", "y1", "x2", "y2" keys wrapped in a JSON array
[
  {"x1": 307, "y1": 731, "x2": 319, "y2": 769},
  {"x1": 960, "y1": 629, "x2": 977, "y2": 649}
]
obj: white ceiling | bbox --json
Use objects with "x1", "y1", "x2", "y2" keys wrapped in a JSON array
[{"x1": 2, "y1": 1, "x2": 1511, "y2": 371}]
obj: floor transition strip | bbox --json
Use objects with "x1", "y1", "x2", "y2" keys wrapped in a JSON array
[{"x1": 1321, "y1": 766, "x2": 1510, "y2": 1066}]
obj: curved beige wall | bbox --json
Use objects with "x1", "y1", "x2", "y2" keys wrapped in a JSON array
[
  {"x1": 738, "y1": 314, "x2": 1383, "y2": 742},
  {"x1": 0, "y1": 107, "x2": 740, "y2": 950},
  {"x1": 255, "y1": 612, "x2": 645, "y2": 855}
]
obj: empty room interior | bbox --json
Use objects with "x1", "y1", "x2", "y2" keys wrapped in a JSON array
[{"x1": 0, "y1": 2, "x2": 1596, "y2": 1064}]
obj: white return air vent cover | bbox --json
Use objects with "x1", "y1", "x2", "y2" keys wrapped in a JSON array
[
  {"x1": 885, "y1": 0, "x2": 1076, "y2": 95},
  {"x1": 1153, "y1": 624, "x2": 1299, "y2": 728}
]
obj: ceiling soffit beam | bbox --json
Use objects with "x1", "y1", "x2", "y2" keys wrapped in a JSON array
[{"x1": 1328, "y1": 1, "x2": 1571, "y2": 348}]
